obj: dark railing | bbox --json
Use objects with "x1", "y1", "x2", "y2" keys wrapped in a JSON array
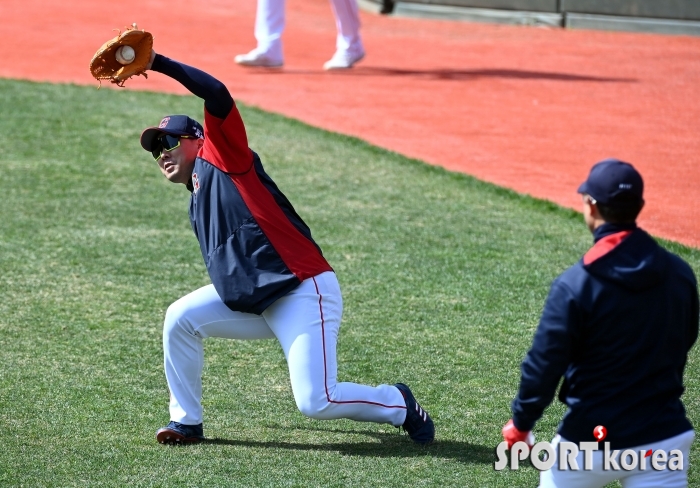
[
  {"x1": 366, "y1": 0, "x2": 700, "y2": 35},
  {"x1": 392, "y1": 0, "x2": 700, "y2": 20}
]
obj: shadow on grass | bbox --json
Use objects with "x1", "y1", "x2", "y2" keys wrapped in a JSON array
[
  {"x1": 201, "y1": 425, "x2": 495, "y2": 465},
  {"x1": 247, "y1": 66, "x2": 636, "y2": 83}
]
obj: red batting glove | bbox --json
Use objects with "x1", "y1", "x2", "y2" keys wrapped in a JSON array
[{"x1": 502, "y1": 419, "x2": 534, "y2": 449}]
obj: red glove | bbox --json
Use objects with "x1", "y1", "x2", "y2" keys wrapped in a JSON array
[{"x1": 502, "y1": 419, "x2": 534, "y2": 449}]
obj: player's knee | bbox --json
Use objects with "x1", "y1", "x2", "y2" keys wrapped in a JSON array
[
  {"x1": 296, "y1": 399, "x2": 330, "y2": 419},
  {"x1": 163, "y1": 299, "x2": 196, "y2": 340},
  {"x1": 294, "y1": 388, "x2": 335, "y2": 419},
  {"x1": 164, "y1": 302, "x2": 181, "y2": 330}
]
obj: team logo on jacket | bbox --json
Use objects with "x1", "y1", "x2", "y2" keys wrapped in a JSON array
[{"x1": 192, "y1": 173, "x2": 200, "y2": 195}]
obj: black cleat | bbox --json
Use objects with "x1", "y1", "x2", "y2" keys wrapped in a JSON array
[
  {"x1": 395, "y1": 383, "x2": 435, "y2": 445},
  {"x1": 156, "y1": 421, "x2": 204, "y2": 445}
]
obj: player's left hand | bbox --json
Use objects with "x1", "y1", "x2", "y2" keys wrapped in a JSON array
[
  {"x1": 502, "y1": 419, "x2": 535, "y2": 449},
  {"x1": 89, "y1": 23, "x2": 153, "y2": 87}
]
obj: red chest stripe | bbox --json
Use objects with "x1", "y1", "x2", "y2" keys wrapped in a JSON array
[
  {"x1": 583, "y1": 231, "x2": 633, "y2": 266},
  {"x1": 232, "y1": 170, "x2": 332, "y2": 280}
]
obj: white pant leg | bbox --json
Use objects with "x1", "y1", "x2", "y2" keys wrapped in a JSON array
[
  {"x1": 539, "y1": 431, "x2": 694, "y2": 488},
  {"x1": 328, "y1": 0, "x2": 363, "y2": 55},
  {"x1": 263, "y1": 271, "x2": 406, "y2": 425},
  {"x1": 255, "y1": 0, "x2": 285, "y2": 60},
  {"x1": 620, "y1": 430, "x2": 694, "y2": 488},
  {"x1": 163, "y1": 284, "x2": 274, "y2": 425},
  {"x1": 539, "y1": 435, "x2": 626, "y2": 488}
]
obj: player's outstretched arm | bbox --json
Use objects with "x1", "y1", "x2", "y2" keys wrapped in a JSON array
[{"x1": 149, "y1": 53, "x2": 234, "y2": 120}]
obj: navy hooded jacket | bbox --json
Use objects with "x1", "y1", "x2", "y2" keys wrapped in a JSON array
[{"x1": 512, "y1": 223, "x2": 698, "y2": 449}]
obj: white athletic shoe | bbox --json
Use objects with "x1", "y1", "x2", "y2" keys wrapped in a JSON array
[
  {"x1": 323, "y1": 50, "x2": 365, "y2": 70},
  {"x1": 234, "y1": 50, "x2": 283, "y2": 68}
]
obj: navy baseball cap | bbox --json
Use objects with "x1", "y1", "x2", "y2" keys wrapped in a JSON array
[
  {"x1": 140, "y1": 115, "x2": 204, "y2": 152},
  {"x1": 577, "y1": 158, "x2": 644, "y2": 206}
]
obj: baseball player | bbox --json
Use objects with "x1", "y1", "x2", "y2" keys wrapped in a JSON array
[
  {"x1": 234, "y1": 0, "x2": 365, "y2": 69},
  {"x1": 137, "y1": 49, "x2": 434, "y2": 446},
  {"x1": 502, "y1": 159, "x2": 698, "y2": 487}
]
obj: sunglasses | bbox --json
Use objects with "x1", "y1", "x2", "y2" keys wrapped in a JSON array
[{"x1": 151, "y1": 134, "x2": 195, "y2": 160}]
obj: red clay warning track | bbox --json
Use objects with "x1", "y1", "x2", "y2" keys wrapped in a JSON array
[{"x1": 2, "y1": 0, "x2": 699, "y2": 247}]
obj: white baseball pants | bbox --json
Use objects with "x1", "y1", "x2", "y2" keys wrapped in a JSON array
[
  {"x1": 539, "y1": 430, "x2": 695, "y2": 488},
  {"x1": 254, "y1": 0, "x2": 363, "y2": 60},
  {"x1": 163, "y1": 271, "x2": 407, "y2": 427}
]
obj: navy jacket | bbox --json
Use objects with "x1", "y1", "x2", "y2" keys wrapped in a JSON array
[
  {"x1": 153, "y1": 55, "x2": 332, "y2": 314},
  {"x1": 512, "y1": 223, "x2": 698, "y2": 449}
]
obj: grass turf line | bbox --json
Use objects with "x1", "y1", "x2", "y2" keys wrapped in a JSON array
[{"x1": 0, "y1": 79, "x2": 698, "y2": 488}]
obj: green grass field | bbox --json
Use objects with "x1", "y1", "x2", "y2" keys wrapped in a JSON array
[{"x1": 1, "y1": 78, "x2": 698, "y2": 487}]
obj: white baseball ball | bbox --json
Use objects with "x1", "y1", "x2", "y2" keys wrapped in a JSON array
[{"x1": 115, "y1": 45, "x2": 136, "y2": 65}]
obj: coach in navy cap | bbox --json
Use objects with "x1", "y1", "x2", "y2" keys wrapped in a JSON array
[{"x1": 501, "y1": 158, "x2": 697, "y2": 487}]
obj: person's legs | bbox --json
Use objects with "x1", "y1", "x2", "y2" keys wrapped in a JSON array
[
  {"x1": 263, "y1": 272, "x2": 407, "y2": 425},
  {"x1": 324, "y1": 0, "x2": 365, "y2": 69},
  {"x1": 162, "y1": 284, "x2": 273, "y2": 426},
  {"x1": 235, "y1": 0, "x2": 285, "y2": 66},
  {"x1": 329, "y1": 0, "x2": 363, "y2": 55},
  {"x1": 254, "y1": 0, "x2": 285, "y2": 60}
]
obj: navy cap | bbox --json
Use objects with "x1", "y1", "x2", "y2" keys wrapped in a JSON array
[
  {"x1": 577, "y1": 158, "x2": 644, "y2": 206},
  {"x1": 140, "y1": 115, "x2": 204, "y2": 151}
]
